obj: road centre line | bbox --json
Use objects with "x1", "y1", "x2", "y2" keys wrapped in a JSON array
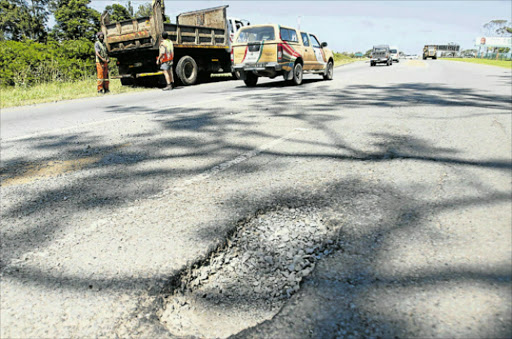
[
  {"x1": 154, "y1": 128, "x2": 308, "y2": 198},
  {"x1": 1, "y1": 128, "x2": 307, "y2": 272}
]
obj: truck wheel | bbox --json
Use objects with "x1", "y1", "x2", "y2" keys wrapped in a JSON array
[
  {"x1": 323, "y1": 61, "x2": 333, "y2": 80},
  {"x1": 232, "y1": 70, "x2": 241, "y2": 80},
  {"x1": 244, "y1": 72, "x2": 258, "y2": 87},
  {"x1": 370, "y1": 62, "x2": 375, "y2": 67},
  {"x1": 176, "y1": 56, "x2": 198, "y2": 85},
  {"x1": 288, "y1": 62, "x2": 303, "y2": 85}
]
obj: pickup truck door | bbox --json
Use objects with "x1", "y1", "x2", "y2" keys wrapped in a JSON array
[
  {"x1": 310, "y1": 34, "x2": 326, "y2": 70},
  {"x1": 300, "y1": 32, "x2": 316, "y2": 70}
]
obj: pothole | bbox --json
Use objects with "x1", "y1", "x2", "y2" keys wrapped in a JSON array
[{"x1": 158, "y1": 204, "x2": 345, "y2": 338}]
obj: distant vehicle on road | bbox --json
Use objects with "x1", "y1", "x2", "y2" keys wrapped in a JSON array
[
  {"x1": 390, "y1": 46, "x2": 400, "y2": 62},
  {"x1": 370, "y1": 45, "x2": 392, "y2": 66},
  {"x1": 231, "y1": 24, "x2": 334, "y2": 87},
  {"x1": 423, "y1": 45, "x2": 437, "y2": 60}
]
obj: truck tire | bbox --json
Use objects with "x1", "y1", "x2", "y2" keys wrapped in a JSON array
[
  {"x1": 288, "y1": 62, "x2": 303, "y2": 85},
  {"x1": 176, "y1": 56, "x2": 198, "y2": 86},
  {"x1": 323, "y1": 61, "x2": 333, "y2": 80},
  {"x1": 232, "y1": 70, "x2": 241, "y2": 80},
  {"x1": 244, "y1": 72, "x2": 258, "y2": 87}
]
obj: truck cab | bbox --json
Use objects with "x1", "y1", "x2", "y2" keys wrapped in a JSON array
[{"x1": 227, "y1": 17, "x2": 250, "y2": 46}]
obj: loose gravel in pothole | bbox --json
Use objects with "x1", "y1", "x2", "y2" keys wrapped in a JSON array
[{"x1": 158, "y1": 205, "x2": 344, "y2": 338}]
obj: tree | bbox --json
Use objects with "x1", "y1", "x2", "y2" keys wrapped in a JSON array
[
  {"x1": 483, "y1": 19, "x2": 512, "y2": 37},
  {"x1": 104, "y1": 3, "x2": 132, "y2": 22},
  {"x1": 0, "y1": 0, "x2": 48, "y2": 42},
  {"x1": 50, "y1": 0, "x2": 100, "y2": 41},
  {"x1": 26, "y1": 0, "x2": 49, "y2": 41},
  {"x1": 134, "y1": 2, "x2": 152, "y2": 17},
  {"x1": 0, "y1": 0, "x2": 29, "y2": 41},
  {"x1": 364, "y1": 49, "x2": 372, "y2": 58}
]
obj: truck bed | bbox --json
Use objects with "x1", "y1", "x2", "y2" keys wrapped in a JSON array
[{"x1": 103, "y1": 5, "x2": 229, "y2": 55}]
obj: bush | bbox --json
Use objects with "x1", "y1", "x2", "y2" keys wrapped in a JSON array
[{"x1": 0, "y1": 39, "x2": 118, "y2": 87}]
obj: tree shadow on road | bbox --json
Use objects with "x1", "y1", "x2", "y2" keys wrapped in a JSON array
[{"x1": 0, "y1": 80, "x2": 511, "y2": 337}]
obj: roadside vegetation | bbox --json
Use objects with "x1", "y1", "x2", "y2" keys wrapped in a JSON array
[
  {"x1": 333, "y1": 52, "x2": 360, "y2": 67},
  {"x1": 440, "y1": 58, "x2": 512, "y2": 68},
  {"x1": 1, "y1": 79, "x2": 150, "y2": 109}
]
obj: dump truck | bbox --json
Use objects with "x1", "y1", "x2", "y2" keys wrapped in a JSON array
[
  {"x1": 100, "y1": 1, "x2": 248, "y2": 86},
  {"x1": 423, "y1": 45, "x2": 437, "y2": 60}
]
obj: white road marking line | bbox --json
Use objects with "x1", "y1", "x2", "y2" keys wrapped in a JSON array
[
  {"x1": 1, "y1": 128, "x2": 307, "y2": 272},
  {"x1": 155, "y1": 128, "x2": 308, "y2": 197}
]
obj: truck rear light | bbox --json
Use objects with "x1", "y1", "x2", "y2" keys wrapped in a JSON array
[
  {"x1": 277, "y1": 43, "x2": 283, "y2": 61},
  {"x1": 231, "y1": 48, "x2": 234, "y2": 63}
]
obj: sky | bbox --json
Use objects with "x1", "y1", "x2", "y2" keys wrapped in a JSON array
[{"x1": 89, "y1": 0, "x2": 512, "y2": 54}]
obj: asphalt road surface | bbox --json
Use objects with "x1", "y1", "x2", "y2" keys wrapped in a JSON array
[{"x1": 1, "y1": 60, "x2": 511, "y2": 338}]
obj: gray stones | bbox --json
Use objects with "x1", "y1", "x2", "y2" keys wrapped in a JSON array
[{"x1": 159, "y1": 204, "x2": 344, "y2": 337}]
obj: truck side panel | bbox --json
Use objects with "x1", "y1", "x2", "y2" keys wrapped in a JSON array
[
  {"x1": 164, "y1": 23, "x2": 227, "y2": 47},
  {"x1": 176, "y1": 6, "x2": 227, "y2": 29}
]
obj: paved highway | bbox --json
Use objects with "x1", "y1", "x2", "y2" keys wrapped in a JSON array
[{"x1": 1, "y1": 60, "x2": 511, "y2": 338}]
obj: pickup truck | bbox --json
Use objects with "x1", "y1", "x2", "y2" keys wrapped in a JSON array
[
  {"x1": 101, "y1": 1, "x2": 248, "y2": 86},
  {"x1": 231, "y1": 24, "x2": 334, "y2": 86},
  {"x1": 370, "y1": 45, "x2": 392, "y2": 66}
]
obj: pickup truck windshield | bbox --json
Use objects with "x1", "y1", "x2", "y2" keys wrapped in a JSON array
[
  {"x1": 390, "y1": 49, "x2": 397, "y2": 53},
  {"x1": 236, "y1": 26, "x2": 275, "y2": 43}
]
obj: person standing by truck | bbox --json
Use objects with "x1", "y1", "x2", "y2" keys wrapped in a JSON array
[
  {"x1": 95, "y1": 32, "x2": 110, "y2": 94},
  {"x1": 157, "y1": 32, "x2": 174, "y2": 91}
]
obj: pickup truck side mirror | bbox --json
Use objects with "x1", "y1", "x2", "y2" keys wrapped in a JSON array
[{"x1": 321, "y1": 42, "x2": 328, "y2": 47}]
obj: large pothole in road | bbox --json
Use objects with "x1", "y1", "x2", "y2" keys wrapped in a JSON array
[{"x1": 158, "y1": 204, "x2": 345, "y2": 338}]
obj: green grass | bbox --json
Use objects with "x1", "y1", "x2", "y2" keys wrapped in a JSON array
[
  {"x1": 440, "y1": 58, "x2": 512, "y2": 68},
  {"x1": 333, "y1": 54, "x2": 361, "y2": 67},
  {"x1": 1, "y1": 79, "x2": 151, "y2": 109}
]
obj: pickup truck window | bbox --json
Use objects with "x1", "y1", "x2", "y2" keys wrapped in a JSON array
[
  {"x1": 301, "y1": 32, "x2": 310, "y2": 47},
  {"x1": 236, "y1": 26, "x2": 275, "y2": 43},
  {"x1": 390, "y1": 49, "x2": 397, "y2": 53},
  {"x1": 310, "y1": 35, "x2": 321, "y2": 48},
  {"x1": 280, "y1": 28, "x2": 298, "y2": 42}
]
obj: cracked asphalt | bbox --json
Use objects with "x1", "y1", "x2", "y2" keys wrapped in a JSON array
[{"x1": 1, "y1": 60, "x2": 511, "y2": 338}]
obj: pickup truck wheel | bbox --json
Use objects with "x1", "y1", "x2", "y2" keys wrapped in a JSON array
[
  {"x1": 323, "y1": 61, "x2": 333, "y2": 80},
  {"x1": 176, "y1": 56, "x2": 198, "y2": 85},
  {"x1": 289, "y1": 62, "x2": 303, "y2": 85},
  {"x1": 244, "y1": 72, "x2": 258, "y2": 87}
]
